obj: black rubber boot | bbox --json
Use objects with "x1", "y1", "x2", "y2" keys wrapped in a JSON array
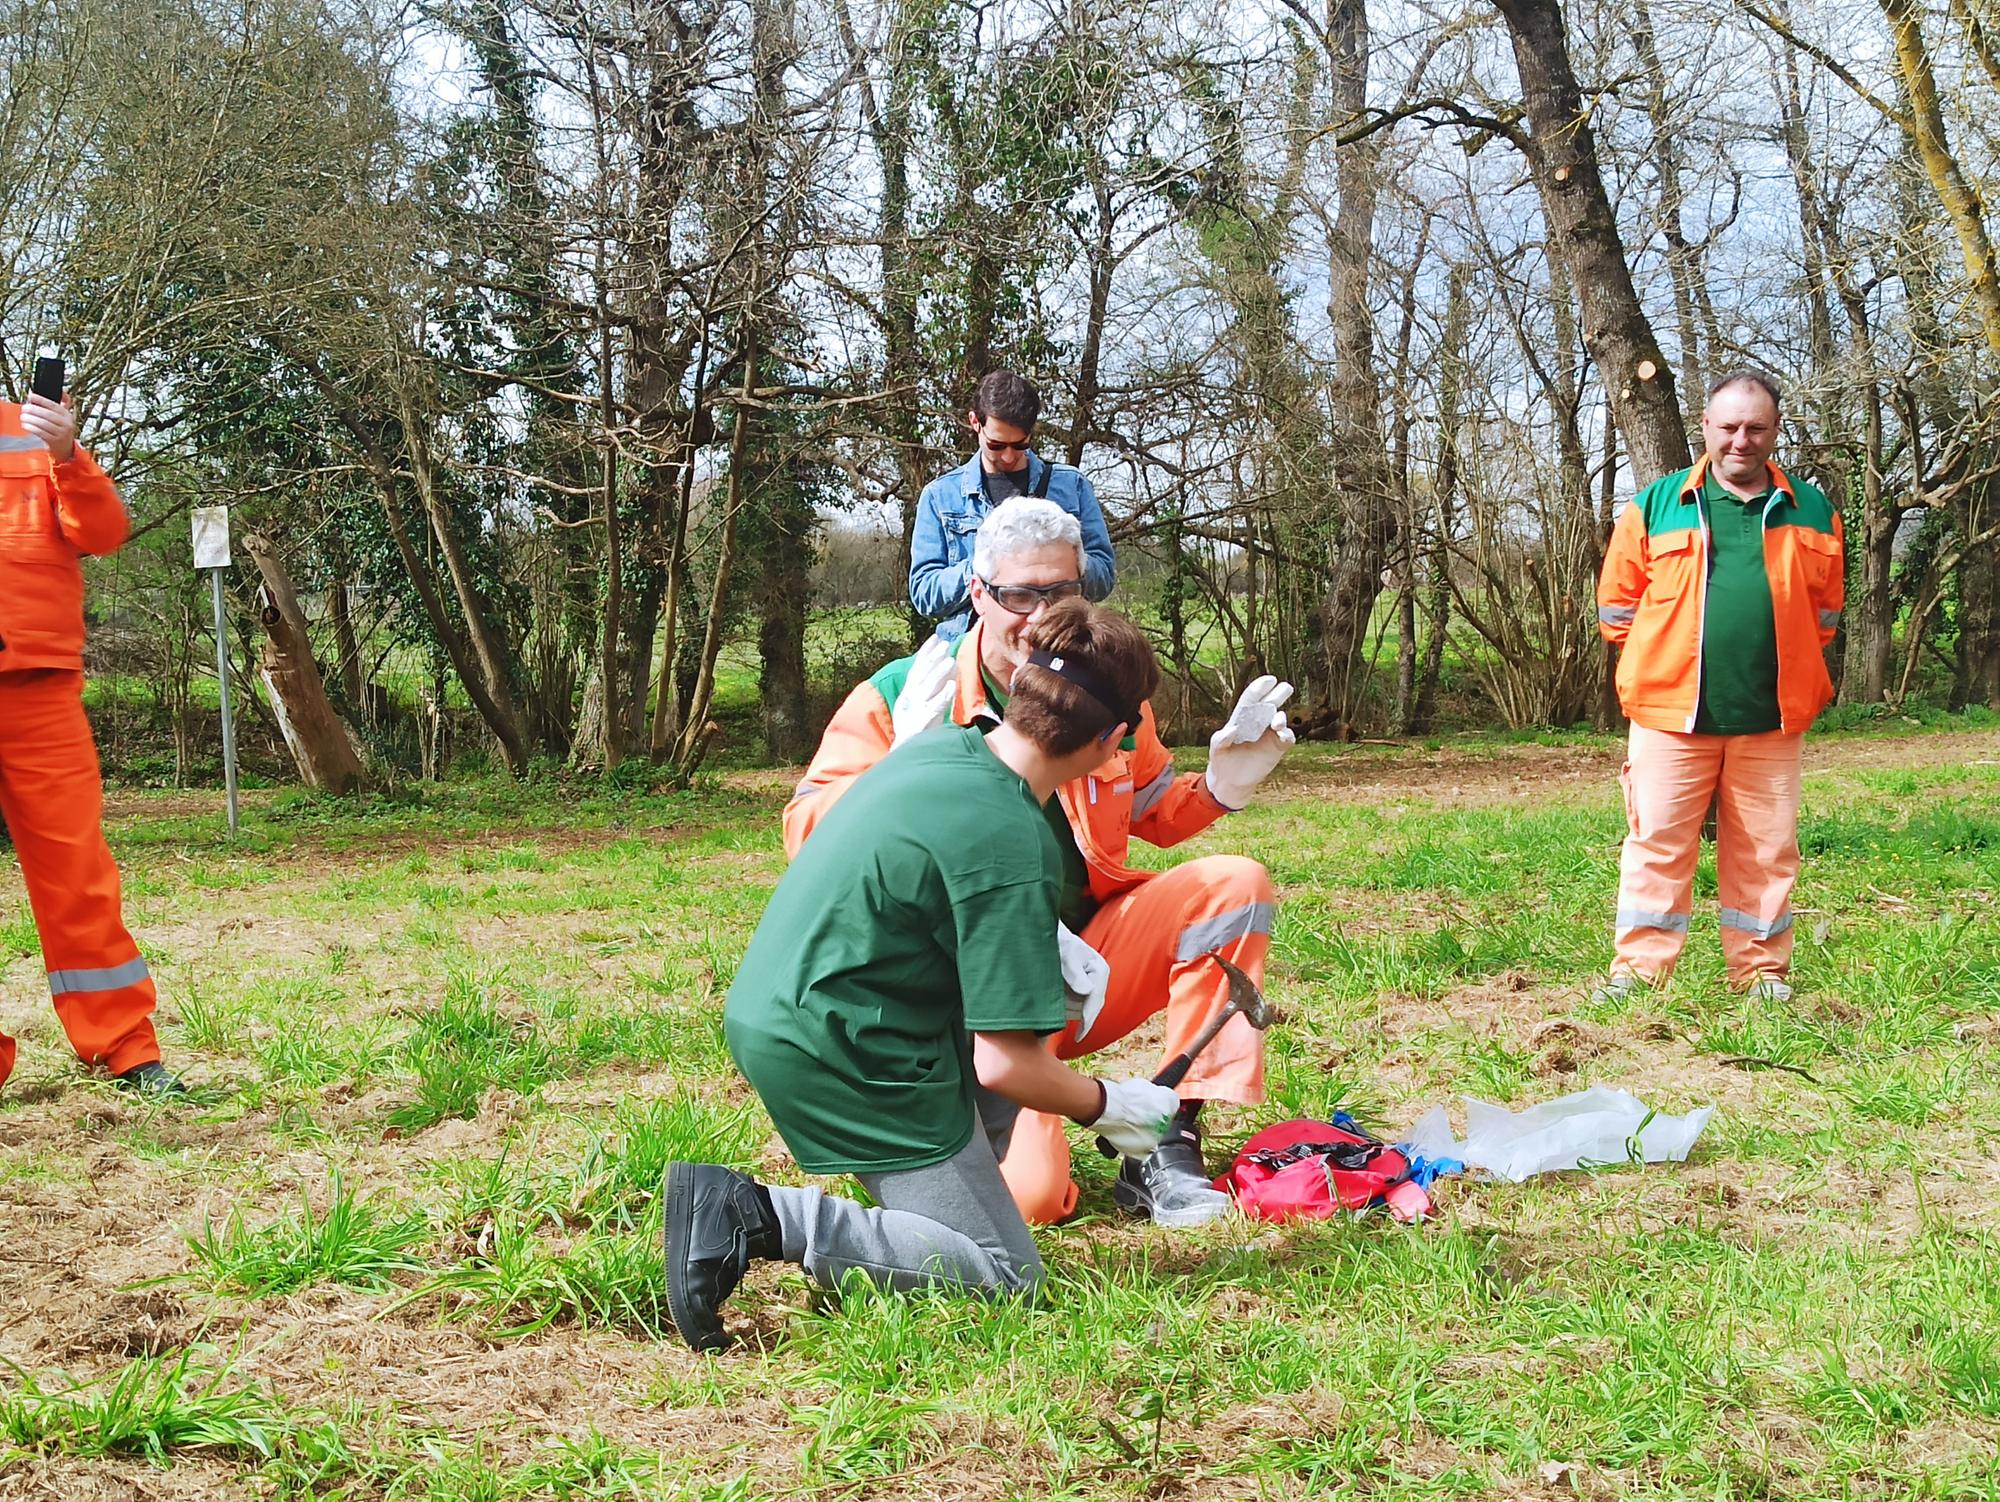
[
  {"x1": 662, "y1": 1163, "x2": 780, "y2": 1353},
  {"x1": 114, "y1": 1060, "x2": 188, "y2": 1098},
  {"x1": 1113, "y1": 1125, "x2": 1231, "y2": 1228}
]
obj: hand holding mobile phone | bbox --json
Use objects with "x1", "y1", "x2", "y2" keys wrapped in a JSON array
[{"x1": 19, "y1": 351, "x2": 75, "y2": 461}]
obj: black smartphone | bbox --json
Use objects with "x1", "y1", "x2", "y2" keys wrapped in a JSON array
[{"x1": 30, "y1": 354, "x2": 63, "y2": 402}]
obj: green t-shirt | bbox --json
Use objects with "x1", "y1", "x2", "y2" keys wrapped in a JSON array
[
  {"x1": 1695, "y1": 473, "x2": 1782, "y2": 736},
  {"x1": 724, "y1": 725, "x2": 1068, "y2": 1175}
]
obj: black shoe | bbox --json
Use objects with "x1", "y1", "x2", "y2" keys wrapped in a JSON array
[
  {"x1": 114, "y1": 1060, "x2": 188, "y2": 1097},
  {"x1": 1113, "y1": 1127, "x2": 1232, "y2": 1228},
  {"x1": 662, "y1": 1163, "x2": 779, "y2": 1353}
]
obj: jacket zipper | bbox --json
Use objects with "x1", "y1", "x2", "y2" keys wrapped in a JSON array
[{"x1": 1689, "y1": 484, "x2": 1709, "y2": 733}]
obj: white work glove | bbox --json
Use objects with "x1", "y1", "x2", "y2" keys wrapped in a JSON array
[
  {"x1": 1057, "y1": 922, "x2": 1110, "y2": 1042},
  {"x1": 1089, "y1": 1077, "x2": 1182, "y2": 1158},
  {"x1": 1205, "y1": 674, "x2": 1296, "y2": 810},
  {"x1": 891, "y1": 634, "x2": 958, "y2": 747}
]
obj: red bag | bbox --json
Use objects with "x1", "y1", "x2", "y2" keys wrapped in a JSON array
[{"x1": 1216, "y1": 1116, "x2": 1432, "y2": 1224}]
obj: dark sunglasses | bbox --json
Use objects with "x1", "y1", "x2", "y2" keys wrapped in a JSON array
[
  {"x1": 978, "y1": 576, "x2": 1085, "y2": 614},
  {"x1": 982, "y1": 436, "x2": 1033, "y2": 454}
]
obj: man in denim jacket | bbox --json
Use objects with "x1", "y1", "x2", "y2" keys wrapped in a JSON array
[{"x1": 908, "y1": 371, "x2": 1116, "y2": 639}]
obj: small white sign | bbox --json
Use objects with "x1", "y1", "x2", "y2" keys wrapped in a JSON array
[{"x1": 192, "y1": 506, "x2": 231, "y2": 570}]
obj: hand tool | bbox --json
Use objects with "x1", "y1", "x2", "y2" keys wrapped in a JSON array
[{"x1": 1096, "y1": 953, "x2": 1281, "y2": 1157}]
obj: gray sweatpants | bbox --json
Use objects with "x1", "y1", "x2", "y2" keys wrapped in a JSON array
[{"x1": 765, "y1": 1104, "x2": 1043, "y2": 1298}]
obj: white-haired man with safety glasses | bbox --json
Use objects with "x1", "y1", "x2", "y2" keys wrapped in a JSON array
[{"x1": 788, "y1": 497, "x2": 1296, "y2": 1228}]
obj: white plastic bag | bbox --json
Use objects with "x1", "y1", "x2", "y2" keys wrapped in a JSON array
[{"x1": 1400, "y1": 1086, "x2": 1714, "y2": 1183}]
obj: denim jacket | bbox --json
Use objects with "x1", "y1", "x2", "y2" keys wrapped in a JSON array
[{"x1": 907, "y1": 451, "x2": 1116, "y2": 639}]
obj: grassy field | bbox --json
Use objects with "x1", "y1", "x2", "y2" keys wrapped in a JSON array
[{"x1": 0, "y1": 723, "x2": 1997, "y2": 1498}]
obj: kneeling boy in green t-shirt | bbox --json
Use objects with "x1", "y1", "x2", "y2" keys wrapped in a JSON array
[{"x1": 664, "y1": 600, "x2": 1183, "y2": 1351}]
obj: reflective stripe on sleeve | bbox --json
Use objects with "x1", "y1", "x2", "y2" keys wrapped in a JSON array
[
  {"x1": 1129, "y1": 764, "x2": 1176, "y2": 821},
  {"x1": 1818, "y1": 609, "x2": 1841, "y2": 630},
  {"x1": 1599, "y1": 605, "x2": 1636, "y2": 626}
]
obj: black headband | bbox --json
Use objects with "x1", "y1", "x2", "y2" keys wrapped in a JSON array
[{"x1": 1023, "y1": 648, "x2": 1137, "y2": 733}]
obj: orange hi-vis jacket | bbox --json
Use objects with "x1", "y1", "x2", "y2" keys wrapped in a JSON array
[
  {"x1": 1597, "y1": 455, "x2": 1844, "y2": 735},
  {"x1": 783, "y1": 623, "x2": 1231, "y2": 902},
  {"x1": 0, "y1": 403, "x2": 130, "y2": 671}
]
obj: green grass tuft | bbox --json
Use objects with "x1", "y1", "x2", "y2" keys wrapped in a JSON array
[
  {"x1": 0, "y1": 1349, "x2": 281, "y2": 1463},
  {"x1": 183, "y1": 1171, "x2": 429, "y2": 1296}
]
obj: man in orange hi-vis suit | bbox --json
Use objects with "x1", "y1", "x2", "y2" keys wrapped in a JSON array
[
  {"x1": 786, "y1": 497, "x2": 1297, "y2": 1229},
  {"x1": 0, "y1": 386, "x2": 181, "y2": 1096}
]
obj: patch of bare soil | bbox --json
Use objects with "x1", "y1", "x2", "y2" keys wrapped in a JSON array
[
  {"x1": 0, "y1": 1458, "x2": 253, "y2": 1500},
  {"x1": 236, "y1": 1304, "x2": 805, "y2": 1473},
  {"x1": 1271, "y1": 743, "x2": 1623, "y2": 812}
]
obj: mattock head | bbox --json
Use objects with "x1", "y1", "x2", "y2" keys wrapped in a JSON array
[{"x1": 1211, "y1": 954, "x2": 1281, "y2": 1029}]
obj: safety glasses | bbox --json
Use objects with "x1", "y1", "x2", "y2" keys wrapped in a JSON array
[{"x1": 977, "y1": 576, "x2": 1085, "y2": 614}]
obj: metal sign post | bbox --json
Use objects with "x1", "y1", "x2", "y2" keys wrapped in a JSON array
[{"x1": 191, "y1": 507, "x2": 239, "y2": 834}]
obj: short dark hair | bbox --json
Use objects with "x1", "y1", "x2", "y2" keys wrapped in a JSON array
[
  {"x1": 972, "y1": 371, "x2": 1041, "y2": 431},
  {"x1": 1706, "y1": 368, "x2": 1782, "y2": 413},
  {"x1": 1006, "y1": 600, "x2": 1160, "y2": 756}
]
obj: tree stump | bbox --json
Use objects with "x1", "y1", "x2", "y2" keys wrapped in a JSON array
[{"x1": 241, "y1": 532, "x2": 370, "y2": 794}]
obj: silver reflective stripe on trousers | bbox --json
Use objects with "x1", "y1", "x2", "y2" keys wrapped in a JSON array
[
  {"x1": 1615, "y1": 909, "x2": 1690, "y2": 937},
  {"x1": 1129, "y1": 763, "x2": 1176, "y2": 820},
  {"x1": 48, "y1": 956, "x2": 151, "y2": 996},
  {"x1": 1720, "y1": 907, "x2": 1793, "y2": 939},
  {"x1": 1599, "y1": 605, "x2": 1636, "y2": 626},
  {"x1": 1174, "y1": 901, "x2": 1275, "y2": 962},
  {"x1": 1819, "y1": 609, "x2": 1841, "y2": 630}
]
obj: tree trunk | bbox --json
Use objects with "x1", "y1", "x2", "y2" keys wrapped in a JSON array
[
  {"x1": 240, "y1": 533, "x2": 369, "y2": 794},
  {"x1": 1879, "y1": 0, "x2": 2000, "y2": 354},
  {"x1": 596, "y1": 309, "x2": 624, "y2": 769},
  {"x1": 758, "y1": 557, "x2": 813, "y2": 762},
  {"x1": 840, "y1": 0, "x2": 933, "y2": 641},
  {"x1": 670, "y1": 348, "x2": 757, "y2": 779},
  {"x1": 327, "y1": 571, "x2": 365, "y2": 717},
  {"x1": 394, "y1": 396, "x2": 536, "y2": 770},
  {"x1": 1492, "y1": 0, "x2": 1691, "y2": 485},
  {"x1": 1631, "y1": 0, "x2": 1706, "y2": 403},
  {"x1": 1069, "y1": 174, "x2": 1115, "y2": 470},
  {"x1": 333, "y1": 406, "x2": 534, "y2": 775},
  {"x1": 1317, "y1": 0, "x2": 1395, "y2": 733},
  {"x1": 1413, "y1": 265, "x2": 1469, "y2": 736},
  {"x1": 1954, "y1": 478, "x2": 2000, "y2": 707}
]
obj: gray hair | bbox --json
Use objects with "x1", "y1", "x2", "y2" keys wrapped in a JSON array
[
  {"x1": 1706, "y1": 368, "x2": 1783, "y2": 413},
  {"x1": 972, "y1": 496, "x2": 1084, "y2": 578}
]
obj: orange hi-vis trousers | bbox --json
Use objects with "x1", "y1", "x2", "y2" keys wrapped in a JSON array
[
  {"x1": 999, "y1": 854, "x2": 1274, "y2": 1224},
  {"x1": 1614, "y1": 724, "x2": 1805, "y2": 989},
  {"x1": 0, "y1": 670, "x2": 161, "y2": 1087}
]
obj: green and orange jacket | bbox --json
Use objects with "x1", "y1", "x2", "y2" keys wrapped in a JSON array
[
  {"x1": 1597, "y1": 455, "x2": 1844, "y2": 735},
  {"x1": 0, "y1": 402, "x2": 129, "y2": 673},
  {"x1": 782, "y1": 622, "x2": 1230, "y2": 903}
]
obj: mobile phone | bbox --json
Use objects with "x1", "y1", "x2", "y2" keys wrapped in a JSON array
[{"x1": 31, "y1": 354, "x2": 63, "y2": 402}]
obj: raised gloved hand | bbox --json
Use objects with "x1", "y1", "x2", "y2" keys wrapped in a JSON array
[
  {"x1": 1088, "y1": 1077, "x2": 1182, "y2": 1158},
  {"x1": 1057, "y1": 922, "x2": 1110, "y2": 1042},
  {"x1": 891, "y1": 634, "x2": 958, "y2": 747},
  {"x1": 1205, "y1": 674, "x2": 1296, "y2": 810}
]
